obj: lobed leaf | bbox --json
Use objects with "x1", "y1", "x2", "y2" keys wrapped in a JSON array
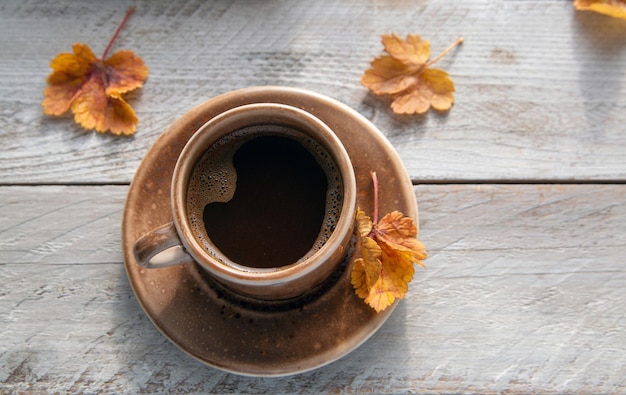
[
  {"x1": 351, "y1": 210, "x2": 427, "y2": 311},
  {"x1": 42, "y1": 8, "x2": 147, "y2": 135},
  {"x1": 361, "y1": 55, "x2": 417, "y2": 95},
  {"x1": 351, "y1": 172, "x2": 428, "y2": 312},
  {"x1": 574, "y1": 0, "x2": 626, "y2": 19},
  {"x1": 361, "y1": 33, "x2": 461, "y2": 115},
  {"x1": 382, "y1": 33, "x2": 430, "y2": 66}
]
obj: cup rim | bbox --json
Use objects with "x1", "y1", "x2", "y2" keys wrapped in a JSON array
[{"x1": 171, "y1": 102, "x2": 356, "y2": 287}]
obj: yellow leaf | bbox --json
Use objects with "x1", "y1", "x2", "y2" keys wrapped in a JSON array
[
  {"x1": 355, "y1": 209, "x2": 373, "y2": 237},
  {"x1": 105, "y1": 49, "x2": 150, "y2": 96},
  {"x1": 42, "y1": 7, "x2": 148, "y2": 135},
  {"x1": 390, "y1": 88, "x2": 432, "y2": 115},
  {"x1": 365, "y1": 272, "x2": 401, "y2": 313},
  {"x1": 361, "y1": 34, "x2": 462, "y2": 115},
  {"x1": 72, "y1": 81, "x2": 139, "y2": 135},
  {"x1": 351, "y1": 235, "x2": 383, "y2": 300},
  {"x1": 361, "y1": 55, "x2": 417, "y2": 95},
  {"x1": 376, "y1": 211, "x2": 427, "y2": 268},
  {"x1": 351, "y1": 173, "x2": 428, "y2": 312},
  {"x1": 351, "y1": 259, "x2": 370, "y2": 300},
  {"x1": 574, "y1": 0, "x2": 626, "y2": 19},
  {"x1": 382, "y1": 33, "x2": 431, "y2": 67},
  {"x1": 42, "y1": 44, "x2": 96, "y2": 116},
  {"x1": 390, "y1": 68, "x2": 455, "y2": 114}
]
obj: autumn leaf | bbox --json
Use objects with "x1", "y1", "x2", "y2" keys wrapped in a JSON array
[
  {"x1": 351, "y1": 171, "x2": 427, "y2": 312},
  {"x1": 574, "y1": 0, "x2": 626, "y2": 19},
  {"x1": 361, "y1": 34, "x2": 463, "y2": 115},
  {"x1": 42, "y1": 7, "x2": 148, "y2": 135}
]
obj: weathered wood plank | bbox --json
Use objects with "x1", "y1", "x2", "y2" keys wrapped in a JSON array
[
  {"x1": 1, "y1": 184, "x2": 624, "y2": 393},
  {"x1": 0, "y1": 186, "x2": 125, "y2": 265},
  {"x1": 1, "y1": 0, "x2": 625, "y2": 184}
]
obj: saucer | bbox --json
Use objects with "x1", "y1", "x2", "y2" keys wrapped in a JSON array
[{"x1": 122, "y1": 86, "x2": 418, "y2": 376}]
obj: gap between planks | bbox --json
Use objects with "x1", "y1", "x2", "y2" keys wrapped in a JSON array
[
  {"x1": 1, "y1": 180, "x2": 625, "y2": 187},
  {"x1": 411, "y1": 179, "x2": 626, "y2": 185}
]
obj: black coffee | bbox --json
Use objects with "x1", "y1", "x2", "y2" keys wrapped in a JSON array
[
  {"x1": 187, "y1": 125, "x2": 343, "y2": 269},
  {"x1": 202, "y1": 136, "x2": 326, "y2": 267}
]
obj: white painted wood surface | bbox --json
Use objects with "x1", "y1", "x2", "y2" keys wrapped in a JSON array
[
  {"x1": 1, "y1": 0, "x2": 626, "y2": 393},
  {"x1": 1, "y1": 0, "x2": 625, "y2": 183},
  {"x1": 1, "y1": 185, "x2": 625, "y2": 393}
]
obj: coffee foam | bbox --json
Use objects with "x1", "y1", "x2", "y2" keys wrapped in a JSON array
[{"x1": 186, "y1": 124, "x2": 344, "y2": 268}]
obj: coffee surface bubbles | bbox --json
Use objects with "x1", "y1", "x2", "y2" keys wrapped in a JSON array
[{"x1": 187, "y1": 125, "x2": 343, "y2": 269}]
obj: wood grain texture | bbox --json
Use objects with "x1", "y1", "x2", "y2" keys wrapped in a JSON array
[
  {"x1": 1, "y1": 0, "x2": 625, "y2": 184},
  {"x1": 1, "y1": 185, "x2": 624, "y2": 394},
  {"x1": 1, "y1": 0, "x2": 625, "y2": 393}
]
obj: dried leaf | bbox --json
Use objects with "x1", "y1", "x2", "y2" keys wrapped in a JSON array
[
  {"x1": 42, "y1": 7, "x2": 148, "y2": 135},
  {"x1": 351, "y1": 237, "x2": 382, "y2": 300},
  {"x1": 351, "y1": 172, "x2": 427, "y2": 312},
  {"x1": 362, "y1": 34, "x2": 462, "y2": 115},
  {"x1": 382, "y1": 34, "x2": 431, "y2": 66},
  {"x1": 574, "y1": 0, "x2": 626, "y2": 19}
]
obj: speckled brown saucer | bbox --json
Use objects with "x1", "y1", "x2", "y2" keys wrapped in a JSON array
[{"x1": 122, "y1": 86, "x2": 418, "y2": 376}]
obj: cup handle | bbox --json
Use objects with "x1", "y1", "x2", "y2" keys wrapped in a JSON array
[{"x1": 133, "y1": 222, "x2": 195, "y2": 268}]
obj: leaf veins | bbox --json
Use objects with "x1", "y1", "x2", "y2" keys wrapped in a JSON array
[
  {"x1": 361, "y1": 34, "x2": 462, "y2": 115},
  {"x1": 351, "y1": 171, "x2": 427, "y2": 312},
  {"x1": 42, "y1": 7, "x2": 148, "y2": 135},
  {"x1": 574, "y1": 0, "x2": 626, "y2": 19}
]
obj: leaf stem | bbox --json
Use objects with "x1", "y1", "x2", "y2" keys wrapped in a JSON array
[
  {"x1": 102, "y1": 6, "x2": 136, "y2": 59},
  {"x1": 371, "y1": 171, "x2": 379, "y2": 225},
  {"x1": 427, "y1": 36, "x2": 464, "y2": 67}
]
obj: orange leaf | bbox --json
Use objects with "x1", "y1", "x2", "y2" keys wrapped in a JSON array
[
  {"x1": 355, "y1": 208, "x2": 373, "y2": 237},
  {"x1": 365, "y1": 271, "x2": 402, "y2": 313},
  {"x1": 382, "y1": 33, "x2": 431, "y2": 67},
  {"x1": 351, "y1": 259, "x2": 370, "y2": 300},
  {"x1": 361, "y1": 34, "x2": 462, "y2": 115},
  {"x1": 105, "y1": 50, "x2": 149, "y2": 96},
  {"x1": 574, "y1": 0, "x2": 626, "y2": 19},
  {"x1": 42, "y1": 7, "x2": 148, "y2": 135},
  {"x1": 351, "y1": 173, "x2": 427, "y2": 312},
  {"x1": 351, "y1": 236, "x2": 382, "y2": 300},
  {"x1": 391, "y1": 68, "x2": 455, "y2": 114},
  {"x1": 361, "y1": 55, "x2": 417, "y2": 95},
  {"x1": 42, "y1": 43, "x2": 96, "y2": 116},
  {"x1": 375, "y1": 211, "x2": 427, "y2": 268}
]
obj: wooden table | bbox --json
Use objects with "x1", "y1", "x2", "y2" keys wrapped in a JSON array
[{"x1": 2, "y1": 0, "x2": 625, "y2": 393}]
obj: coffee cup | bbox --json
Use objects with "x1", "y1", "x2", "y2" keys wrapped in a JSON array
[{"x1": 133, "y1": 103, "x2": 356, "y2": 301}]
